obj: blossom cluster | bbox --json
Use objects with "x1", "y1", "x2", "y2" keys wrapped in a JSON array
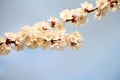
[
  {"x1": 0, "y1": 0, "x2": 119, "y2": 55},
  {"x1": 0, "y1": 22, "x2": 83, "y2": 55}
]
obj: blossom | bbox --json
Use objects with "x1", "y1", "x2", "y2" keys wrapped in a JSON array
[
  {"x1": 20, "y1": 25, "x2": 39, "y2": 49},
  {"x1": 50, "y1": 33, "x2": 68, "y2": 50},
  {"x1": 0, "y1": 43, "x2": 11, "y2": 55},
  {"x1": 75, "y1": 15, "x2": 88, "y2": 26},
  {"x1": 22, "y1": 22, "x2": 52, "y2": 49},
  {"x1": 60, "y1": 9, "x2": 76, "y2": 21},
  {"x1": 48, "y1": 16, "x2": 59, "y2": 27},
  {"x1": 33, "y1": 22, "x2": 53, "y2": 49},
  {"x1": 33, "y1": 21, "x2": 52, "y2": 33},
  {"x1": 75, "y1": 8, "x2": 88, "y2": 25},
  {"x1": 13, "y1": 41, "x2": 24, "y2": 51},
  {"x1": 48, "y1": 16, "x2": 59, "y2": 22},
  {"x1": 21, "y1": 25, "x2": 34, "y2": 38},
  {"x1": 94, "y1": 6, "x2": 109, "y2": 19},
  {"x1": 96, "y1": 0, "x2": 109, "y2": 9},
  {"x1": 20, "y1": 26, "x2": 33, "y2": 39},
  {"x1": 36, "y1": 36, "x2": 44, "y2": 47},
  {"x1": 41, "y1": 39, "x2": 50, "y2": 49},
  {"x1": 54, "y1": 21, "x2": 66, "y2": 34},
  {"x1": 5, "y1": 32, "x2": 16, "y2": 41},
  {"x1": 69, "y1": 31, "x2": 83, "y2": 49},
  {"x1": 81, "y1": 1, "x2": 93, "y2": 10},
  {"x1": 0, "y1": 36, "x2": 5, "y2": 43}
]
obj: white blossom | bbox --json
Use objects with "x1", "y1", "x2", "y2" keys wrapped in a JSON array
[
  {"x1": 96, "y1": 0, "x2": 109, "y2": 9},
  {"x1": 48, "y1": 16, "x2": 59, "y2": 22},
  {"x1": 0, "y1": 43, "x2": 11, "y2": 55},
  {"x1": 50, "y1": 33, "x2": 68, "y2": 50},
  {"x1": 60, "y1": 9, "x2": 74, "y2": 20},
  {"x1": 41, "y1": 39, "x2": 50, "y2": 49},
  {"x1": 0, "y1": 36, "x2": 5, "y2": 43},
  {"x1": 81, "y1": 1, "x2": 93, "y2": 10},
  {"x1": 36, "y1": 37, "x2": 44, "y2": 47},
  {"x1": 5, "y1": 32, "x2": 16, "y2": 41},
  {"x1": 94, "y1": 6, "x2": 110, "y2": 19},
  {"x1": 75, "y1": 15, "x2": 88, "y2": 26},
  {"x1": 54, "y1": 21, "x2": 66, "y2": 34},
  {"x1": 20, "y1": 25, "x2": 38, "y2": 49},
  {"x1": 69, "y1": 31, "x2": 83, "y2": 49},
  {"x1": 48, "y1": 17, "x2": 59, "y2": 27},
  {"x1": 13, "y1": 43, "x2": 24, "y2": 51},
  {"x1": 33, "y1": 21, "x2": 52, "y2": 34},
  {"x1": 75, "y1": 8, "x2": 88, "y2": 25},
  {"x1": 94, "y1": 0, "x2": 111, "y2": 19}
]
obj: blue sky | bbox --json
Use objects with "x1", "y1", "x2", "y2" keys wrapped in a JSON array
[{"x1": 0, "y1": 0, "x2": 120, "y2": 80}]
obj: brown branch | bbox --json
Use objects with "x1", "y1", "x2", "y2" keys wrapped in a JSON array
[
  {"x1": 84, "y1": 7, "x2": 98, "y2": 13},
  {"x1": 5, "y1": 38, "x2": 16, "y2": 45},
  {"x1": 66, "y1": 15, "x2": 77, "y2": 23}
]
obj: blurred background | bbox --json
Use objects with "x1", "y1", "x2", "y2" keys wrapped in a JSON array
[{"x1": 0, "y1": 0, "x2": 120, "y2": 80}]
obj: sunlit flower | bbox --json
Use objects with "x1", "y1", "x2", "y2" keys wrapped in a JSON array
[
  {"x1": 21, "y1": 25, "x2": 34, "y2": 38},
  {"x1": 0, "y1": 43, "x2": 11, "y2": 55},
  {"x1": 60, "y1": 9, "x2": 75, "y2": 20},
  {"x1": 36, "y1": 37, "x2": 44, "y2": 47},
  {"x1": 50, "y1": 33, "x2": 68, "y2": 50},
  {"x1": 74, "y1": 8, "x2": 88, "y2": 25},
  {"x1": 43, "y1": 31, "x2": 53, "y2": 42},
  {"x1": 48, "y1": 16, "x2": 59, "y2": 28},
  {"x1": 33, "y1": 21, "x2": 52, "y2": 34},
  {"x1": 69, "y1": 31, "x2": 83, "y2": 49},
  {"x1": 13, "y1": 41, "x2": 24, "y2": 51},
  {"x1": 75, "y1": 15, "x2": 88, "y2": 26},
  {"x1": 20, "y1": 25, "x2": 38, "y2": 49},
  {"x1": 5, "y1": 32, "x2": 16, "y2": 41},
  {"x1": 81, "y1": 1, "x2": 93, "y2": 10},
  {"x1": 0, "y1": 36, "x2": 5, "y2": 43},
  {"x1": 48, "y1": 16, "x2": 59, "y2": 24},
  {"x1": 41, "y1": 39, "x2": 50, "y2": 49},
  {"x1": 96, "y1": 0, "x2": 109, "y2": 9},
  {"x1": 94, "y1": 6, "x2": 109, "y2": 19},
  {"x1": 54, "y1": 21, "x2": 66, "y2": 34},
  {"x1": 48, "y1": 16, "x2": 59, "y2": 22}
]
